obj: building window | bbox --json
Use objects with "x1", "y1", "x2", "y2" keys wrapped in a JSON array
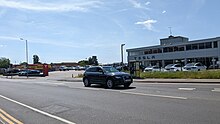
[
  {"x1": 168, "y1": 47, "x2": 173, "y2": 52},
  {"x1": 158, "y1": 48, "x2": 162, "y2": 53},
  {"x1": 199, "y1": 43, "x2": 205, "y2": 49},
  {"x1": 174, "y1": 46, "x2": 178, "y2": 52},
  {"x1": 163, "y1": 47, "x2": 168, "y2": 53},
  {"x1": 192, "y1": 44, "x2": 198, "y2": 50},
  {"x1": 186, "y1": 45, "x2": 191, "y2": 50},
  {"x1": 205, "y1": 42, "x2": 212, "y2": 48},
  {"x1": 144, "y1": 50, "x2": 152, "y2": 54},
  {"x1": 214, "y1": 41, "x2": 218, "y2": 48},
  {"x1": 152, "y1": 49, "x2": 158, "y2": 54},
  {"x1": 178, "y1": 46, "x2": 184, "y2": 51}
]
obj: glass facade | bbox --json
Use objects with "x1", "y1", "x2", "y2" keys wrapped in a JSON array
[{"x1": 127, "y1": 37, "x2": 220, "y2": 68}]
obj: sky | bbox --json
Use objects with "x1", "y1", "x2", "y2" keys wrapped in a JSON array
[{"x1": 0, "y1": 0, "x2": 220, "y2": 64}]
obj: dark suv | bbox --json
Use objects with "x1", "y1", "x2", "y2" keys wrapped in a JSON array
[{"x1": 83, "y1": 66, "x2": 133, "y2": 89}]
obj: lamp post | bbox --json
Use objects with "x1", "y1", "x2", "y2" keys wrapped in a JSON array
[
  {"x1": 20, "y1": 38, "x2": 29, "y2": 78},
  {"x1": 121, "y1": 44, "x2": 125, "y2": 66}
]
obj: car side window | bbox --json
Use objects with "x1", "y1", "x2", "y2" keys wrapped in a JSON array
[
  {"x1": 175, "y1": 65, "x2": 181, "y2": 67},
  {"x1": 96, "y1": 67, "x2": 103, "y2": 73},
  {"x1": 196, "y1": 63, "x2": 201, "y2": 66},
  {"x1": 86, "y1": 67, "x2": 96, "y2": 72}
]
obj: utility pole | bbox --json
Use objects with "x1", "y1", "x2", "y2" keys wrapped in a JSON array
[
  {"x1": 121, "y1": 44, "x2": 125, "y2": 66},
  {"x1": 20, "y1": 38, "x2": 29, "y2": 78}
]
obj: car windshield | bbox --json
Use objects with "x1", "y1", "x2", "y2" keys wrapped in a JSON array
[
  {"x1": 185, "y1": 63, "x2": 195, "y2": 67},
  {"x1": 166, "y1": 64, "x2": 174, "y2": 68},
  {"x1": 102, "y1": 67, "x2": 119, "y2": 73}
]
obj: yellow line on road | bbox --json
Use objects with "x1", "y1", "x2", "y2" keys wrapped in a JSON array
[
  {"x1": 0, "y1": 109, "x2": 23, "y2": 124},
  {"x1": 0, "y1": 112, "x2": 14, "y2": 124}
]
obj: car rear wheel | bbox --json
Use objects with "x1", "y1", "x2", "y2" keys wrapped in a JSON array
[
  {"x1": 106, "y1": 79, "x2": 114, "y2": 89},
  {"x1": 83, "y1": 78, "x2": 91, "y2": 87}
]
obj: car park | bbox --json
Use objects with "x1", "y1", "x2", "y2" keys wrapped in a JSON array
[
  {"x1": 83, "y1": 66, "x2": 133, "y2": 89},
  {"x1": 164, "y1": 64, "x2": 182, "y2": 72},
  {"x1": 183, "y1": 63, "x2": 207, "y2": 71},
  {"x1": 144, "y1": 66, "x2": 161, "y2": 72}
]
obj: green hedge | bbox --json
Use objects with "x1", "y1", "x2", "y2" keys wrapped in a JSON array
[{"x1": 140, "y1": 70, "x2": 220, "y2": 79}]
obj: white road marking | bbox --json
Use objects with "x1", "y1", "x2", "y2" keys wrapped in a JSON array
[
  {"x1": 70, "y1": 87, "x2": 101, "y2": 91},
  {"x1": 120, "y1": 91, "x2": 187, "y2": 100},
  {"x1": 178, "y1": 88, "x2": 196, "y2": 91},
  {"x1": 0, "y1": 95, "x2": 76, "y2": 124},
  {"x1": 212, "y1": 88, "x2": 220, "y2": 92}
]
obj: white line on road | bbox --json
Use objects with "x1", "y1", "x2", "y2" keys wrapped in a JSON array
[
  {"x1": 212, "y1": 88, "x2": 220, "y2": 92},
  {"x1": 178, "y1": 88, "x2": 196, "y2": 91},
  {"x1": 120, "y1": 91, "x2": 187, "y2": 100},
  {"x1": 0, "y1": 95, "x2": 76, "y2": 124}
]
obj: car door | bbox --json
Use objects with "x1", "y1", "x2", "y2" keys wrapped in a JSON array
[
  {"x1": 85, "y1": 67, "x2": 97, "y2": 83},
  {"x1": 88, "y1": 67, "x2": 104, "y2": 84},
  {"x1": 95, "y1": 67, "x2": 106, "y2": 84}
]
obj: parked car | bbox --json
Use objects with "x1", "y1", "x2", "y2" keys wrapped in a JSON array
[
  {"x1": 144, "y1": 66, "x2": 161, "y2": 72},
  {"x1": 183, "y1": 63, "x2": 207, "y2": 71},
  {"x1": 209, "y1": 65, "x2": 218, "y2": 69},
  {"x1": 164, "y1": 64, "x2": 182, "y2": 72},
  {"x1": 18, "y1": 70, "x2": 41, "y2": 76},
  {"x1": 59, "y1": 66, "x2": 69, "y2": 71},
  {"x1": 3, "y1": 69, "x2": 20, "y2": 76},
  {"x1": 83, "y1": 66, "x2": 133, "y2": 89},
  {"x1": 5, "y1": 68, "x2": 20, "y2": 74}
]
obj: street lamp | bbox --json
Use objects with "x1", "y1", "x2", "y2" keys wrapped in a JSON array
[
  {"x1": 20, "y1": 38, "x2": 29, "y2": 78},
  {"x1": 121, "y1": 44, "x2": 125, "y2": 66}
]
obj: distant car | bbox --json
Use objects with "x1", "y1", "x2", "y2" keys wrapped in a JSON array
[
  {"x1": 144, "y1": 66, "x2": 161, "y2": 72},
  {"x1": 83, "y1": 66, "x2": 133, "y2": 89},
  {"x1": 5, "y1": 69, "x2": 20, "y2": 74},
  {"x1": 116, "y1": 66, "x2": 123, "y2": 71},
  {"x1": 209, "y1": 65, "x2": 218, "y2": 69},
  {"x1": 164, "y1": 64, "x2": 182, "y2": 72},
  {"x1": 18, "y1": 70, "x2": 41, "y2": 76},
  {"x1": 59, "y1": 66, "x2": 69, "y2": 71},
  {"x1": 183, "y1": 63, "x2": 207, "y2": 71}
]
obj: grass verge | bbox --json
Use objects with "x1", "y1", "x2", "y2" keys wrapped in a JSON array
[{"x1": 140, "y1": 70, "x2": 220, "y2": 79}]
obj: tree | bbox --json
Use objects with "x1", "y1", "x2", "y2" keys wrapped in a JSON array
[
  {"x1": 33, "y1": 55, "x2": 40, "y2": 64},
  {"x1": 0, "y1": 57, "x2": 10, "y2": 68},
  {"x1": 78, "y1": 60, "x2": 88, "y2": 66},
  {"x1": 88, "y1": 56, "x2": 98, "y2": 65}
]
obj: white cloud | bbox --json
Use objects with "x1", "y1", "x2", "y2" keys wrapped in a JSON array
[
  {"x1": 145, "y1": 2, "x2": 151, "y2": 5},
  {"x1": 0, "y1": 44, "x2": 6, "y2": 47},
  {"x1": 129, "y1": 0, "x2": 149, "y2": 9},
  {"x1": 162, "y1": 10, "x2": 166, "y2": 14},
  {"x1": 0, "y1": 0, "x2": 102, "y2": 12},
  {"x1": 135, "y1": 19, "x2": 157, "y2": 31}
]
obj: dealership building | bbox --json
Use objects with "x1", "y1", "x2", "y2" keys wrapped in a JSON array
[{"x1": 126, "y1": 35, "x2": 220, "y2": 68}]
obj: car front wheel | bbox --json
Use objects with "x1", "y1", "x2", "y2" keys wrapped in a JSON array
[
  {"x1": 106, "y1": 79, "x2": 114, "y2": 89},
  {"x1": 124, "y1": 83, "x2": 131, "y2": 88},
  {"x1": 83, "y1": 78, "x2": 91, "y2": 87}
]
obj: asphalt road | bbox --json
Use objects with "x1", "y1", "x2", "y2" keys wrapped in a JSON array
[{"x1": 0, "y1": 78, "x2": 220, "y2": 124}]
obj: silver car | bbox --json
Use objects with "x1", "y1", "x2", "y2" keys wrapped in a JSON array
[
  {"x1": 164, "y1": 64, "x2": 182, "y2": 72},
  {"x1": 144, "y1": 66, "x2": 161, "y2": 72},
  {"x1": 183, "y1": 63, "x2": 207, "y2": 71}
]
